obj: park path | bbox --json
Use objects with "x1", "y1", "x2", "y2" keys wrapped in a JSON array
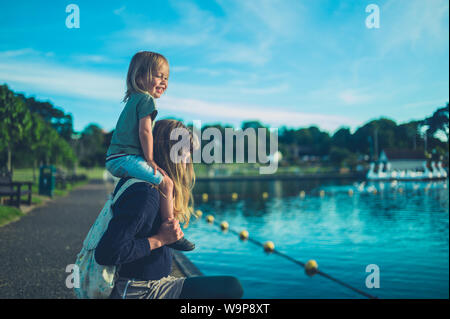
[{"x1": 0, "y1": 179, "x2": 185, "y2": 299}]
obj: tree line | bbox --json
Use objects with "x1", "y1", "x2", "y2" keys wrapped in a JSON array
[
  {"x1": 0, "y1": 84, "x2": 448, "y2": 174},
  {"x1": 0, "y1": 85, "x2": 76, "y2": 179}
]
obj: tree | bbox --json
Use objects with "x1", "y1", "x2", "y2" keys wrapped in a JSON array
[
  {"x1": 352, "y1": 118, "x2": 397, "y2": 158},
  {"x1": 17, "y1": 94, "x2": 75, "y2": 141},
  {"x1": 395, "y1": 121, "x2": 422, "y2": 150},
  {"x1": 331, "y1": 127, "x2": 353, "y2": 151},
  {"x1": 14, "y1": 113, "x2": 48, "y2": 181},
  {"x1": 76, "y1": 124, "x2": 107, "y2": 167},
  {"x1": 1, "y1": 85, "x2": 78, "y2": 175},
  {"x1": 329, "y1": 146, "x2": 357, "y2": 168},
  {"x1": 423, "y1": 103, "x2": 449, "y2": 141},
  {"x1": 0, "y1": 85, "x2": 33, "y2": 173}
]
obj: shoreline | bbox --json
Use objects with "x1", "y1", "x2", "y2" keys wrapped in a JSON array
[{"x1": 195, "y1": 172, "x2": 366, "y2": 182}]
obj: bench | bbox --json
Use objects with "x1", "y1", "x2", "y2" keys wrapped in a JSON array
[
  {"x1": 67, "y1": 174, "x2": 88, "y2": 183},
  {"x1": 0, "y1": 171, "x2": 32, "y2": 208},
  {"x1": 55, "y1": 170, "x2": 88, "y2": 190},
  {"x1": 55, "y1": 169, "x2": 68, "y2": 190}
]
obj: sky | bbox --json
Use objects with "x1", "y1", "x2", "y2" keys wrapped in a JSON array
[{"x1": 0, "y1": 0, "x2": 448, "y2": 134}]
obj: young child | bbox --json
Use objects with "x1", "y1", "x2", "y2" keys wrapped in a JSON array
[{"x1": 105, "y1": 51, "x2": 195, "y2": 251}]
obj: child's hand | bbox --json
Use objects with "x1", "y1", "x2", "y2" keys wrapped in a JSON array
[{"x1": 147, "y1": 159, "x2": 164, "y2": 176}]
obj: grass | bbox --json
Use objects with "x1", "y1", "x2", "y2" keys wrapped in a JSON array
[
  {"x1": 12, "y1": 167, "x2": 106, "y2": 182},
  {"x1": 0, "y1": 205, "x2": 25, "y2": 227},
  {"x1": 74, "y1": 167, "x2": 106, "y2": 180}
]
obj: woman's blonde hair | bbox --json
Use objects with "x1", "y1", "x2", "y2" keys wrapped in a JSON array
[
  {"x1": 123, "y1": 51, "x2": 169, "y2": 102},
  {"x1": 153, "y1": 119, "x2": 196, "y2": 227}
]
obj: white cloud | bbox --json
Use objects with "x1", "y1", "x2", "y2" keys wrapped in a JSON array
[
  {"x1": 160, "y1": 96, "x2": 357, "y2": 132},
  {"x1": 0, "y1": 60, "x2": 124, "y2": 102},
  {"x1": 111, "y1": 0, "x2": 304, "y2": 66},
  {"x1": 338, "y1": 89, "x2": 372, "y2": 105},
  {"x1": 0, "y1": 57, "x2": 355, "y2": 132},
  {"x1": 72, "y1": 54, "x2": 114, "y2": 64},
  {"x1": 0, "y1": 48, "x2": 53, "y2": 58}
]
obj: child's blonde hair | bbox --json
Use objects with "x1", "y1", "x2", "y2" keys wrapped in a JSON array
[{"x1": 123, "y1": 51, "x2": 169, "y2": 102}]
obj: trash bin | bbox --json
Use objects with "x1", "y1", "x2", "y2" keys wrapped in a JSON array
[{"x1": 39, "y1": 165, "x2": 55, "y2": 197}]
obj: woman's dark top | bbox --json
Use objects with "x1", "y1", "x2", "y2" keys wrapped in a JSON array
[{"x1": 95, "y1": 177, "x2": 173, "y2": 281}]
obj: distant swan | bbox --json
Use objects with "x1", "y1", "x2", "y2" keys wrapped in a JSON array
[
  {"x1": 437, "y1": 162, "x2": 448, "y2": 178},
  {"x1": 431, "y1": 161, "x2": 441, "y2": 178}
]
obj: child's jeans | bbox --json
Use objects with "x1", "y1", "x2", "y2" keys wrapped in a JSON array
[{"x1": 105, "y1": 155, "x2": 164, "y2": 185}]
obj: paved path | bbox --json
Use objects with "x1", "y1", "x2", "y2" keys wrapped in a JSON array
[{"x1": 0, "y1": 179, "x2": 184, "y2": 298}]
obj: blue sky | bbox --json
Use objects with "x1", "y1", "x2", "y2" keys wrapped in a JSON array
[{"x1": 0, "y1": 0, "x2": 448, "y2": 134}]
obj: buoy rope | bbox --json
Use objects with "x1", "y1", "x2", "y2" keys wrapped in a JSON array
[{"x1": 205, "y1": 217, "x2": 378, "y2": 299}]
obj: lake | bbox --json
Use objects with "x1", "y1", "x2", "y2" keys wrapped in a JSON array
[{"x1": 183, "y1": 178, "x2": 449, "y2": 299}]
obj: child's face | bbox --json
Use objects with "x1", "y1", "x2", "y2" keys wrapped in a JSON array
[{"x1": 149, "y1": 64, "x2": 169, "y2": 99}]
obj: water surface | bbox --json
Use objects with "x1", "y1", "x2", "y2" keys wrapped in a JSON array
[{"x1": 183, "y1": 179, "x2": 449, "y2": 299}]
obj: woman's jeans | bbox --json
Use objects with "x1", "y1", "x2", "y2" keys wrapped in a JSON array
[
  {"x1": 106, "y1": 155, "x2": 163, "y2": 185},
  {"x1": 110, "y1": 275, "x2": 244, "y2": 299}
]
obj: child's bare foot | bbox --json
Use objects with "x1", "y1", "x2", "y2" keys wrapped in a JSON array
[{"x1": 167, "y1": 237, "x2": 195, "y2": 251}]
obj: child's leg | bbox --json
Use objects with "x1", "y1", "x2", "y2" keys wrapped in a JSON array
[
  {"x1": 158, "y1": 175, "x2": 195, "y2": 251},
  {"x1": 107, "y1": 155, "x2": 164, "y2": 185},
  {"x1": 105, "y1": 156, "x2": 129, "y2": 178}
]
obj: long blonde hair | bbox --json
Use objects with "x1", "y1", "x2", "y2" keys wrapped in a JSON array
[
  {"x1": 123, "y1": 51, "x2": 169, "y2": 103},
  {"x1": 153, "y1": 119, "x2": 196, "y2": 227}
]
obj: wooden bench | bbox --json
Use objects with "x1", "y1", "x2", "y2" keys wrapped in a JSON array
[
  {"x1": 55, "y1": 169, "x2": 67, "y2": 190},
  {"x1": 0, "y1": 172, "x2": 32, "y2": 208},
  {"x1": 67, "y1": 174, "x2": 88, "y2": 183}
]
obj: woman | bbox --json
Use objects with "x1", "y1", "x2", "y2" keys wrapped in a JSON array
[{"x1": 95, "y1": 119, "x2": 243, "y2": 299}]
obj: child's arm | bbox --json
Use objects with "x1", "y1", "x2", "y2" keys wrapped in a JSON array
[{"x1": 139, "y1": 115, "x2": 158, "y2": 175}]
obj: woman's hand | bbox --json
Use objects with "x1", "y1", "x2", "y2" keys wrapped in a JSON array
[{"x1": 156, "y1": 218, "x2": 184, "y2": 246}]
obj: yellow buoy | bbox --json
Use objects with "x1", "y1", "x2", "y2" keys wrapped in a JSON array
[
  {"x1": 305, "y1": 259, "x2": 318, "y2": 276},
  {"x1": 220, "y1": 221, "x2": 229, "y2": 231},
  {"x1": 398, "y1": 187, "x2": 403, "y2": 193},
  {"x1": 348, "y1": 189, "x2": 354, "y2": 196},
  {"x1": 372, "y1": 189, "x2": 377, "y2": 194},
  {"x1": 262, "y1": 192, "x2": 269, "y2": 199},
  {"x1": 206, "y1": 215, "x2": 214, "y2": 224},
  {"x1": 263, "y1": 241, "x2": 275, "y2": 252},
  {"x1": 239, "y1": 230, "x2": 249, "y2": 240},
  {"x1": 319, "y1": 190, "x2": 325, "y2": 197},
  {"x1": 231, "y1": 192, "x2": 238, "y2": 200},
  {"x1": 202, "y1": 193, "x2": 209, "y2": 202},
  {"x1": 299, "y1": 191, "x2": 306, "y2": 198},
  {"x1": 195, "y1": 209, "x2": 203, "y2": 218}
]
